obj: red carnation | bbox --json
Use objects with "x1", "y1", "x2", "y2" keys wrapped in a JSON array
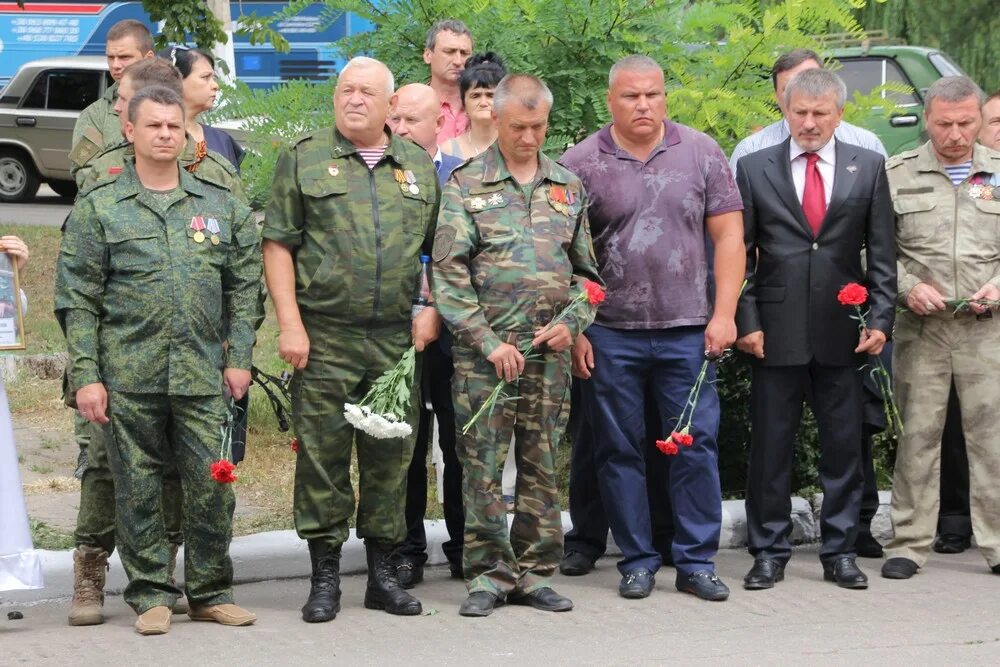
[
  {"x1": 290, "y1": 438, "x2": 299, "y2": 453},
  {"x1": 655, "y1": 439, "x2": 679, "y2": 456},
  {"x1": 210, "y1": 459, "x2": 237, "y2": 484},
  {"x1": 837, "y1": 283, "x2": 868, "y2": 306},
  {"x1": 672, "y1": 431, "x2": 694, "y2": 447},
  {"x1": 584, "y1": 280, "x2": 606, "y2": 306}
]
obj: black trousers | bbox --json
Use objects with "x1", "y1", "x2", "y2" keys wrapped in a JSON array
[
  {"x1": 938, "y1": 381, "x2": 971, "y2": 538},
  {"x1": 564, "y1": 380, "x2": 674, "y2": 562},
  {"x1": 747, "y1": 361, "x2": 863, "y2": 563},
  {"x1": 398, "y1": 338, "x2": 464, "y2": 567}
]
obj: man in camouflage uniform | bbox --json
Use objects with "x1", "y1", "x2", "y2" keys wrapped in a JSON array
[
  {"x1": 69, "y1": 19, "x2": 154, "y2": 177},
  {"x1": 433, "y1": 74, "x2": 602, "y2": 617},
  {"x1": 55, "y1": 86, "x2": 262, "y2": 635},
  {"x1": 883, "y1": 76, "x2": 1000, "y2": 580},
  {"x1": 263, "y1": 57, "x2": 440, "y2": 623}
]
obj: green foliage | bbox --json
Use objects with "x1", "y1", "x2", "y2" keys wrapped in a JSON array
[
  {"x1": 208, "y1": 79, "x2": 334, "y2": 206},
  {"x1": 142, "y1": 0, "x2": 228, "y2": 54}
]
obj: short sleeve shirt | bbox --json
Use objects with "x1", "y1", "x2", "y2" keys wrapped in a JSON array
[{"x1": 560, "y1": 121, "x2": 742, "y2": 329}]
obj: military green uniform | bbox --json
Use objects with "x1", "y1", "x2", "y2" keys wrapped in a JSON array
[
  {"x1": 263, "y1": 126, "x2": 439, "y2": 552},
  {"x1": 55, "y1": 163, "x2": 262, "y2": 613},
  {"x1": 432, "y1": 144, "x2": 602, "y2": 596},
  {"x1": 69, "y1": 82, "x2": 123, "y2": 182},
  {"x1": 885, "y1": 142, "x2": 1000, "y2": 570},
  {"x1": 78, "y1": 138, "x2": 247, "y2": 202}
]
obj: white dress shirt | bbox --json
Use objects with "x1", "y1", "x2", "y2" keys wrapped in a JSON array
[{"x1": 789, "y1": 137, "x2": 836, "y2": 206}]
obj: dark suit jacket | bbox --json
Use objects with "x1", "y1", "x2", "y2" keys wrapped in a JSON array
[{"x1": 734, "y1": 138, "x2": 896, "y2": 367}]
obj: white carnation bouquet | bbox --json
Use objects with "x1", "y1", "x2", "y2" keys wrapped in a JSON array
[{"x1": 343, "y1": 345, "x2": 416, "y2": 439}]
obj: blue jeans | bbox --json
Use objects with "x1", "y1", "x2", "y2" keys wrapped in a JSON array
[{"x1": 582, "y1": 324, "x2": 722, "y2": 576}]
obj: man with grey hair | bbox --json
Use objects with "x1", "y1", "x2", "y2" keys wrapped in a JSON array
[
  {"x1": 434, "y1": 73, "x2": 602, "y2": 617},
  {"x1": 734, "y1": 67, "x2": 896, "y2": 590},
  {"x1": 560, "y1": 54, "x2": 745, "y2": 602},
  {"x1": 263, "y1": 55, "x2": 442, "y2": 622},
  {"x1": 882, "y1": 75, "x2": 1000, "y2": 580},
  {"x1": 729, "y1": 48, "x2": 886, "y2": 173},
  {"x1": 423, "y1": 19, "x2": 473, "y2": 143}
]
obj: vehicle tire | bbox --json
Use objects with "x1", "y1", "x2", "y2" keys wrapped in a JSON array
[
  {"x1": 0, "y1": 149, "x2": 41, "y2": 203},
  {"x1": 48, "y1": 179, "x2": 78, "y2": 200}
]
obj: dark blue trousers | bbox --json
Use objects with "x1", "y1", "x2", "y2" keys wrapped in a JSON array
[{"x1": 583, "y1": 324, "x2": 722, "y2": 576}]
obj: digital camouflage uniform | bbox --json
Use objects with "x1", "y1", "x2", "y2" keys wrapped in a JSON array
[
  {"x1": 432, "y1": 144, "x2": 602, "y2": 596},
  {"x1": 263, "y1": 126, "x2": 439, "y2": 552},
  {"x1": 885, "y1": 142, "x2": 1000, "y2": 570},
  {"x1": 55, "y1": 162, "x2": 262, "y2": 613},
  {"x1": 69, "y1": 82, "x2": 123, "y2": 181}
]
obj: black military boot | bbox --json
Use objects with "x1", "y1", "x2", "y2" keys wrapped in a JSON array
[
  {"x1": 301, "y1": 541, "x2": 342, "y2": 623},
  {"x1": 363, "y1": 541, "x2": 422, "y2": 616}
]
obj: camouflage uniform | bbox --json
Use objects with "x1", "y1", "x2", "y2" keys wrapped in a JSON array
[
  {"x1": 432, "y1": 144, "x2": 602, "y2": 596},
  {"x1": 69, "y1": 82, "x2": 123, "y2": 179},
  {"x1": 263, "y1": 126, "x2": 439, "y2": 551},
  {"x1": 55, "y1": 162, "x2": 262, "y2": 613},
  {"x1": 885, "y1": 142, "x2": 1000, "y2": 570}
]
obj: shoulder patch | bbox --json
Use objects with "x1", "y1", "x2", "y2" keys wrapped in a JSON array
[
  {"x1": 432, "y1": 225, "x2": 457, "y2": 262},
  {"x1": 884, "y1": 154, "x2": 906, "y2": 170},
  {"x1": 69, "y1": 134, "x2": 102, "y2": 168}
]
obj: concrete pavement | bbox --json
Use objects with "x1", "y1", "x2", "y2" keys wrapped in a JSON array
[
  {"x1": 2, "y1": 547, "x2": 998, "y2": 665},
  {"x1": 0, "y1": 185, "x2": 72, "y2": 228}
]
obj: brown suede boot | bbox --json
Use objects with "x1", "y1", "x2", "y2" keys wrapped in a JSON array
[
  {"x1": 68, "y1": 545, "x2": 109, "y2": 626},
  {"x1": 168, "y1": 544, "x2": 189, "y2": 615}
]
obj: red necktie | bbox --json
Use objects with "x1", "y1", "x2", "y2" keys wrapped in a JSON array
[{"x1": 802, "y1": 152, "x2": 826, "y2": 236}]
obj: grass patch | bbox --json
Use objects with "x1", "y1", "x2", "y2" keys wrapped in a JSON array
[{"x1": 30, "y1": 519, "x2": 75, "y2": 550}]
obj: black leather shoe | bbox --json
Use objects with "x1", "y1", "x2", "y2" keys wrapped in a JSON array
[
  {"x1": 823, "y1": 556, "x2": 868, "y2": 589},
  {"x1": 394, "y1": 558, "x2": 424, "y2": 589},
  {"x1": 449, "y1": 561, "x2": 464, "y2": 579},
  {"x1": 743, "y1": 559, "x2": 785, "y2": 590},
  {"x1": 459, "y1": 591, "x2": 502, "y2": 617},
  {"x1": 881, "y1": 557, "x2": 919, "y2": 579},
  {"x1": 855, "y1": 531, "x2": 884, "y2": 559},
  {"x1": 301, "y1": 542, "x2": 342, "y2": 623},
  {"x1": 559, "y1": 551, "x2": 596, "y2": 577},
  {"x1": 363, "y1": 542, "x2": 422, "y2": 615},
  {"x1": 676, "y1": 570, "x2": 729, "y2": 601},
  {"x1": 508, "y1": 587, "x2": 573, "y2": 612},
  {"x1": 618, "y1": 569, "x2": 655, "y2": 599},
  {"x1": 933, "y1": 533, "x2": 971, "y2": 554}
]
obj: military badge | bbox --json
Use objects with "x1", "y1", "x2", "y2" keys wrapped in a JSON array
[
  {"x1": 207, "y1": 218, "x2": 221, "y2": 245},
  {"x1": 404, "y1": 169, "x2": 419, "y2": 195},
  {"x1": 548, "y1": 185, "x2": 571, "y2": 214},
  {"x1": 328, "y1": 165, "x2": 339, "y2": 177},
  {"x1": 970, "y1": 185, "x2": 983, "y2": 199},
  {"x1": 487, "y1": 193, "x2": 504, "y2": 207},
  {"x1": 470, "y1": 197, "x2": 486, "y2": 210},
  {"x1": 190, "y1": 216, "x2": 207, "y2": 243},
  {"x1": 108, "y1": 166, "x2": 123, "y2": 175},
  {"x1": 983, "y1": 186, "x2": 995, "y2": 201}
]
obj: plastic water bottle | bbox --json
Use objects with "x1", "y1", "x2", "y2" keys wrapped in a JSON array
[{"x1": 411, "y1": 254, "x2": 431, "y2": 318}]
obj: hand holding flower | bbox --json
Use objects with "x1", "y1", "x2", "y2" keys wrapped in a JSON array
[
  {"x1": 486, "y1": 342, "x2": 525, "y2": 382},
  {"x1": 531, "y1": 322, "x2": 573, "y2": 352},
  {"x1": 904, "y1": 282, "x2": 947, "y2": 316},
  {"x1": 969, "y1": 283, "x2": 1000, "y2": 315}
]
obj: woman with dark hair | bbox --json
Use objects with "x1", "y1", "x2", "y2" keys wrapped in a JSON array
[
  {"x1": 158, "y1": 46, "x2": 245, "y2": 171},
  {"x1": 439, "y1": 52, "x2": 506, "y2": 160}
]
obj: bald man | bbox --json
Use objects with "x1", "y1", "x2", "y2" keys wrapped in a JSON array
[{"x1": 387, "y1": 83, "x2": 466, "y2": 588}]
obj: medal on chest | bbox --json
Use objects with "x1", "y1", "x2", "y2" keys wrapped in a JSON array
[{"x1": 190, "y1": 215, "x2": 206, "y2": 243}]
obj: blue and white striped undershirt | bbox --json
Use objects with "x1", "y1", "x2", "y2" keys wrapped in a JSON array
[{"x1": 944, "y1": 160, "x2": 972, "y2": 186}]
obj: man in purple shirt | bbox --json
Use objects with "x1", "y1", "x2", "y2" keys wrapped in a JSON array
[{"x1": 560, "y1": 55, "x2": 745, "y2": 601}]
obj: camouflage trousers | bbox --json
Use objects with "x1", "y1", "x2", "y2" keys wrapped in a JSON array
[
  {"x1": 73, "y1": 413, "x2": 183, "y2": 554},
  {"x1": 104, "y1": 391, "x2": 235, "y2": 613},
  {"x1": 291, "y1": 327, "x2": 418, "y2": 550},
  {"x1": 452, "y1": 338, "x2": 571, "y2": 596},
  {"x1": 886, "y1": 312, "x2": 1000, "y2": 568}
]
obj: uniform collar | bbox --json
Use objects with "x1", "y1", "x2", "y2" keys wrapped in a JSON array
[
  {"x1": 479, "y1": 143, "x2": 568, "y2": 185},
  {"x1": 331, "y1": 124, "x2": 409, "y2": 166},
  {"x1": 912, "y1": 140, "x2": 998, "y2": 177},
  {"x1": 104, "y1": 80, "x2": 119, "y2": 104},
  {"x1": 114, "y1": 160, "x2": 207, "y2": 203}
]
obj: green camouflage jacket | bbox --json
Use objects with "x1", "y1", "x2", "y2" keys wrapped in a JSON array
[
  {"x1": 432, "y1": 143, "x2": 602, "y2": 358},
  {"x1": 263, "y1": 125, "x2": 439, "y2": 334},
  {"x1": 76, "y1": 137, "x2": 247, "y2": 202},
  {"x1": 69, "y1": 82, "x2": 122, "y2": 174},
  {"x1": 55, "y1": 162, "x2": 262, "y2": 396}
]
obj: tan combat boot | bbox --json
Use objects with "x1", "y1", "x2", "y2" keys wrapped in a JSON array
[
  {"x1": 68, "y1": 545, "x2": 109, "y2": 626},
  {"x1": 168, "y1": 543, "x2": 189, "y2": 615}
]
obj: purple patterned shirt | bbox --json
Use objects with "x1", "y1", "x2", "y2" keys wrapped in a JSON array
[{"x1": 560, "y1": 121, "x2": 742, "y2": 329}]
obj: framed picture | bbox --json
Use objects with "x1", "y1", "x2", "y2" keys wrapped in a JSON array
[{"x1": 0, "y1": 251, "x2": 26, "y2": 350}]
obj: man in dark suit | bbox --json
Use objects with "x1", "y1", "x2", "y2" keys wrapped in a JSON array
[{"x1": 734, "y1": 68, "x2": 896, "y2": 590}]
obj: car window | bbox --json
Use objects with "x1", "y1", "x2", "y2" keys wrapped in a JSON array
[
  {"x1": 928, "y1": 53, "x2": 965, "y2": 78},
  {"x1": 836, "y1": 57, "x2": 919, "y2": 107},
  {"x1": 20, "y1": 69, "x2": 103, "y2": 111}
]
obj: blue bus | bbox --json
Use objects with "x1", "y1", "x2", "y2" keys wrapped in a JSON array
[{"x1": 0, "y1": 1, "x2": 372, "y2": 88}]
